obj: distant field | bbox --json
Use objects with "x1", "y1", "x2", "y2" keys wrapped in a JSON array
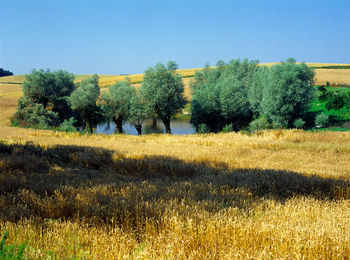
[{"x1": 1, "y1": 63, "x2": 350, "y2": 90}]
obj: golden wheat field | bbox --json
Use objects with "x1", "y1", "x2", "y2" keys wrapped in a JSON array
[{"x1": 1, "y1": 65, "x2": 350, "y2": 259}]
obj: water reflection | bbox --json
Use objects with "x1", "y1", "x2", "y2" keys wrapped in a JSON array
[{"x1": 95, "y1": 119, "x2": 195, "y2": 135}]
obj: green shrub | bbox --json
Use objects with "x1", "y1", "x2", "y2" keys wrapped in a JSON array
[
  {"x1": 197, "y1": 123, "x2": 210, "y2": 134},
  {"x1": 249, "y1": 117, "x2": 270, "y2": 131},
  {"x1": 272, "y1": 121, "x2": 284, "y2": 129},
  {"x1": 12, "y1": 104, "x2": 59, "y2": 128},
  {"x1": 0, "y1": 231, "x2": 27, "y2": 259},
  {"x1": 325, "y1": 91, "x2": 347, "y2": 110},
  {"x1": 293, "y1": 118, "x2": 305, "y2": 129},
  {"x1": 315, "y1": 113, "x2": 329, "y2": 128},
  {"x1": 222, "y1": 123, "x2": 234, "y2": 133},
  {"x1": 58, "y1": 117, "x2": 78, "y2": 132}
]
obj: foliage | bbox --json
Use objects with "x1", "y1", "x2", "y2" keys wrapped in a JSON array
[
  {"x1": 22, "y1": 69, "x2": 75, "y2": 110},
  {"x1": 58, "y1": 117, "x2": 78, "y2": 132},
  {"x1": 248, "y1": 67, "x2": 269, "y2": 117},
  {"x1": 324, "y1": 91, "x2": 348, "y2": 111},
  {"x1": 191, "y1": 84, "x2": 222, "y2": 132},
  {"x1": 293, "y1": 118, "x2": 306, "y2": 129},
  {"x1": 12, "y1": 103, "x2": 59, "y2": 129},
  {"x1": 196, "y1": 123, "x2": 210, "y2": 133},
  {"x1": 315, "y1": 113, "x2": 329, "y2": 128},
  {"x1": 260, "y1": 59, "x2": 315, "y2": 128},
  {"x1": 222, "y1": 123, "x2": 234, "y2": 133},
  {"x1": 249, "y1": 117, "x2": 270, "y2": 131},
  {"x1": 191, "y1": 58, "x2": 259, "y2": 131},
  {"x1": 0, "y1": 231, "x2": 27, "y2": 259},
  {"x1": 0, "y1": 68, "x2": 13, "y2": 77},
  {"x1": 102, "y1": 81, "x2": 136, "y2": 134},
  {"x1": 129, "y1": 91, "x2": 150, "y2": 135},
  {"x1": 69, "y1": 75, "x2": 102, "y2": 133},
  {"x1": 141, "y1": 62, "x2": 187, "y2": 133},
  {"x1": 13, "y1": 69, "x2": 75, "y2": 129}
]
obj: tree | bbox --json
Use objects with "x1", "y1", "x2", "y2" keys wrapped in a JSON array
[
  {"x1": 102, "y1": 81, "x2": 135, "y2": 134},
  {"x1": 190, "y1": 58, "x2": 259, "y2": 131},
  {"x1": 21, "y1": 69, "x2": 75, "y2": 122},
  {"x1": 190, "y1": 84, "x2": 223, "y2": 132},
  {"x1": 22, "y1": 69, "x2": 75, "y2": 110},
  {"x1": 69, "y1": 75, "x2": 101, "y2": 133},
  {"x1": 248, "y1": 67, "x2": 269, "y2": 117},
  {"x1": 218, "y1": 75, "x2": 251, "y2": 129},
  {"x1": 0, "y1": 68, "x2": 13, "y2": 77},
  {"x1": 140, "y1": 62, "x2": 187, "y2": 134},
  {"x1": 12, "y1": 69, "x2": 75, "y2": 128},
  {"x1": 260, "y1": 59, "x2": 315, "y2": 127},
  {"x1": 129, "y1": 91, "x2": 150, "y2": 135}
]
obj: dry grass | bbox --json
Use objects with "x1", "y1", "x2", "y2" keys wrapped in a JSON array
[
  {"x1": 314, "y1": 69, "x2": 350, "y2": 86},
  {"x1": 1, "y1": 75, "x2": 350, "y2": 259}
]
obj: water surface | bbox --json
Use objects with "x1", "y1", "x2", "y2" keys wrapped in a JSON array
[{"x1": 95, "y1": 119, "x2": 195, "y2": 135}]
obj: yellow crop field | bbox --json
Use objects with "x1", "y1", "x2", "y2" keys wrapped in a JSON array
[
  {"x1": 314, "y1": 69, "x2": 350, "y2": 86},
  {"x1": 1, "y1": 63, "x2": 350, "y2": 91},
  {"x1": 1, "y1": 79, "x2": 350, "y2": 258}
]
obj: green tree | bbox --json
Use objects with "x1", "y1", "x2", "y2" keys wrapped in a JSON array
[
  {"x1": 13, "y1": 69, "x2": 75, "y2": 128},
  {"x1": 260, "y1": 59, "x2": 315, "y2": 127},
  {"x1": 248, "y1": 67, "x2": 269, "y2": 117},
  {"x1": 140, "y1": 62, "x2": 187, "y2": 134},
  {"x1": 190, "y1": 84, "x2": 223, "y2": 132},
  {"x1": 191, "y1": 58, "x2": 259, "y2": 131},
  {"x1": 129, "y1": 91, "x2": 150, "y2": 135},
  {"x1": 69, "y1": 75, "x2": 101, "y2": 133},
  {"x1": 0, "y1": 68, "x2": 13, "y2": 77},
  {"x1": 22, "y1": 69, "x2": 75, "y2": 111},
  {"x1": 102, "y1": 81, "x2": 135, "y2": 134},
  {"x1": 218, "y1": 75, "x2": 251, "y2": 129},
  {"x1": 324, "y1": 91, "x2": 347, "y2": 110}
]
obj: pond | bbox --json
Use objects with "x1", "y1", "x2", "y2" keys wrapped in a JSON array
[{"x1": 95, "y1": 119, "x2": 196, "y2": 135}]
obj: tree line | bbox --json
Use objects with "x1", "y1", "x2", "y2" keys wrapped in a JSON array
[
  {"x1": 12, "y1": 58, "x2": 333, "y2": 135},
  {"x1": 0, "y1": 68, "x2": 13, "y2": 77},
  {"x1": 190, "y1": 58, "x2": 316, "y2": 132},
  {"x1": 12, "y1": 62, "x2": 186, "y2": 134}
]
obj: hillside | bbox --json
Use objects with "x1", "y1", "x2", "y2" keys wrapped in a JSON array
[{"x1": 1, "y1": 63, "x2": 350, "y2": 89}]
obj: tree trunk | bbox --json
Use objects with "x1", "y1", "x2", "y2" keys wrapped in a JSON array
[
  {"x1": 86, "y1": 121, "x2": 93, "y2": 134},
  {"x1": 162, "y1": 116, "x2": 171, "y2": 134},
  {"x1": 151, "y1": 117, "x2": 157, "y2": 128},
  {"x1": 113, "y1": 117, "x2": 123, "y2": 134},
  {"x1": 135, "y1": 123, "x2": 142, "y2": 135}
]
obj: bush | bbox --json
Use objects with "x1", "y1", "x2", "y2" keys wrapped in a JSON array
[
  {"x1": 249, "y1": 117, "x2": 270, "y2": 131},
  {"x1": 315, "y1": 113, "x2": 329, "y2": 128},
  {"x1": 325, "y1": 91, "x2": 347, "y2": 110},
  {"x1": 12, "y1": 104, "x2": 59, "y2": 128},
  {"x1": 293, "y1": 118, "x2": 305, "y2": 129},
  {"x1": 197, "y1": 123, "x2": 210, "y2": 134},
  {"x1": 58, "y1": 117, "x2": 77, "y2": 132},
  {"x1": 222, "y1": 123, "x2": 234, "y2": 133}
]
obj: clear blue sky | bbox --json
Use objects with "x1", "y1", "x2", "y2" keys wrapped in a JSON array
[{"x1": 1, "y1": 0, "x2": 349, "y2": 75}]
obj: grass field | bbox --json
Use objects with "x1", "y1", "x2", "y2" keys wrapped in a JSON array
[
  {"x1": 2, "y1": 63, "x2": 350, "y2": 89},
  {"x1": 1, "y1": 64, "x2": 350, "y2": 258}
]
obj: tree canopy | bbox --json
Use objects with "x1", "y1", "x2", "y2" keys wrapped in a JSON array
[
  {"x1": 102, "y1": 81, "x2": 135, "y2": 134},
  {"x1": 0, "y1": 68, "x2": 13, "y2": 77},
  {"x1": 69, "y1": 75, "x2": 101, "y2": 133},
  {"x1": 140, "y1": 62, "x2": 187, "y2": 133}
]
